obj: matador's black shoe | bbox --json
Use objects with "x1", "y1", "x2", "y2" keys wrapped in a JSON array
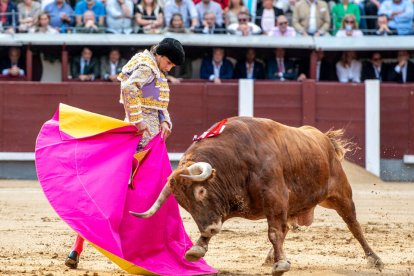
[{"x1": 64, "y1": 250, "x2": 79, "y2": 269}]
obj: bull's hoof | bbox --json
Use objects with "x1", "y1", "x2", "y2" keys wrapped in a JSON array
[
  {"x1": 367, "y1": 254, "x2": 384, "y2": 271},
  {"x1": 272, "y1": 260, "x2": 291, "y2": 276},
  {"x1": 262, "y1": 248, "x2": 274, "y2": 266},
  {"x1": 185, "y1": 245, "x2": 207, "y2": 262}
]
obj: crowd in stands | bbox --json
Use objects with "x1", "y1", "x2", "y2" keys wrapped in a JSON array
[
  {"x1": 0, "y1": 0, "x2": 413, "y2": 35},
  {"x1": 2, "y1": 45, "x2": 414, "y2": 83}
]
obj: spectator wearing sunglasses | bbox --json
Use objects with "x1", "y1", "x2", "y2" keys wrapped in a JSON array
[
  {"x1": 268, "y1": 14, "x2": 296, "y2": 37},
  {"x1": 361, "y1": 52, "x2": 389, "y2": 81},
  {"x1": 335, "y1": 14, "x2": 363, "y2": 37},
  {"x1": 331, "y1": 0, "x2": 360, "y2": 35},
  {"x1": 227, "y1": 11, "x2": 261, "y2": 36}
]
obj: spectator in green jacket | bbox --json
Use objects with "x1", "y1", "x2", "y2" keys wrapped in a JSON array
[{"x1": 331, "y1": 0, "x2": 360, "y2": 34}]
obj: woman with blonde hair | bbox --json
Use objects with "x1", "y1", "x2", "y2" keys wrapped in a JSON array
[
  {"x1": 134, "y1": 0, "x2": 164, "y2": 33},
  {"x1": 335, "y1": 14, "x2": 363, "y2": 37},
  {"x1": 224, "y1": 0, "x2": 249, "y2": 26}
]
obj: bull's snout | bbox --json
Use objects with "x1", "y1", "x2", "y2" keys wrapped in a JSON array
[{"x1": 201, "y1": 221, "x2": 222, "y2": 238}]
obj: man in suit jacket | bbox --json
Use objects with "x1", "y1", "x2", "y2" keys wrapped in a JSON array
[
  {"x1": 388, "y1": 50, "x2": 414, "y2": 83},
  {"x1": 70, "y1": 47, "x2": 100, "y2": 81},
  {"x1": 267, "y1": 48, "x2": 299, "y2": 81},
  {"x1": 194, "y1": 11, "x2": 226, "y2": 34},
  {"x1": 361, "y1": 52, "x2": 389, "y2": 82},
  {"x1": 0, "y1": 47, "x2": 25, "y2": 77},
  {"x1": 233, "y1": 48, "x2": 265, "y2": 79},
  {"x1": 292, "y1": 0, "x2": 330, "y2": 36},
  {"x1": 100, "y1": 48, "x2": 127, "y2": 82},
  {"x1": 200, "y1": 47, "x2": 233, "y2": 83}
]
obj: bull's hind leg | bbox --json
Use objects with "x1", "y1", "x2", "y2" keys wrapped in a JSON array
[
  {"x1": 263, "y1": 189, "x2": 291, "y2": 276},
  {"x1": 320, "y1": 173, "x2": 384, "y2": 271}
]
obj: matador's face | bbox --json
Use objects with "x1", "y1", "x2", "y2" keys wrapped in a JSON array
[{"x1": 157, "y1": 55, "x2": 175, "y2": 73}]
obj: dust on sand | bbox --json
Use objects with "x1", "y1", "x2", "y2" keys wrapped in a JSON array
[{"x1": 0, "y1": 161, "x2": 413, "y2": 275}]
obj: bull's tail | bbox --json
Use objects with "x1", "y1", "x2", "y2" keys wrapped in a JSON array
[{"x1": 325, "y1": 129, "x2": 354, "y2": 161}]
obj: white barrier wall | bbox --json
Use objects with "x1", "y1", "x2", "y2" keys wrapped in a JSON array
[{"x1": 365, "y1": 80, "x2": 380, "y2": 177}]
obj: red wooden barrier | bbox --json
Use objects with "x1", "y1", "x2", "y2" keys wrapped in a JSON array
[{"x1": 0, "y1": 81, "x2": 413, "y2": 168}]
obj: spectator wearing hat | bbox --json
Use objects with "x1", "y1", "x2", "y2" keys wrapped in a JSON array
[{"x1": 65, "y1": 38, "x2": 187, "y2": 270}]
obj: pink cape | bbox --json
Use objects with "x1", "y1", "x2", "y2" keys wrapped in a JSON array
[{"x1": 35, "y1": 104, "x2": 217, "y2": 275}]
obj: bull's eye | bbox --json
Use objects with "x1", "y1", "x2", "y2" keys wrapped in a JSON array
[{"x1": 194, "y1": 186, "x2": 207, "y2": 202}]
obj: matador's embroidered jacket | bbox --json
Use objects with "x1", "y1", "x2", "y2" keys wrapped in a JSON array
[{"x1": 118, "y1": 49, "x2": 172, "y2": 127}]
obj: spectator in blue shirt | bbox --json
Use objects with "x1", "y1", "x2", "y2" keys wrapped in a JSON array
[
  {"x1": 164, "y1": 0, "x2": 198, "y2": 30},
  {"x1": 378, "y1": 0, "x2": 413, "y2": 35},
  {"x1": 44, "y1": 0, "x2": 74, "y2": 31},
  {"x1": 200, "y1": 47, "x2": 234, "y2": 83},
  {"x1": 74, "y1": 0, "x2": 105, "y2": 27},
  {"x1": 0, "y1": 0, "x2": 18, "y2": 33}
]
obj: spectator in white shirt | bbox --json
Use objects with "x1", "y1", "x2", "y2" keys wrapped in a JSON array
[
  {"x1": 335, "y1": 14, "x2": 364, "y2": 37},
  {"x1": 227, "y1": 11, "x2": 261, "y2": 35},
  {"x1": 292, "y1": 0, "x2": 330, "y2": 36},
  {"x1": 255, "y1": 0, "x2": 283, "y2": 34},
  {"x1": 336, "y1": 51, "x2": 362, "y2": 83},
  {"x1": 105, "y1": 0, "x2": 134, "y2": 34}
]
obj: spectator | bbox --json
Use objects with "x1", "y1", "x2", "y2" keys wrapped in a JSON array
[
  {"x1": 164, "y1": 12, "x2": 189, "y2": 32},
  {"x1": 166, "y1": 58, "x2": 193, "y2": 83},
  {"x1": 17, "y1": 0, "x2": 41, "y2": 33},
  {"x1": 164, "y1": 0, "x2": 198, "y2": 31},
  {"x1": 378, "y1": 0, "x2": 413, "y2": 35},
  {"x1": 223, "y1": 0, "x2": 248, "y2": 26},
  {"x1": 267, "y1": 48, "x2": 299, "y2": 81},
  {"x1": 74, "y1": 10, "x2": 105, "y2": 32},
  {"x1": 336, "y1": 51, "x2": 362, "y2": 83},
  {"x1": 227, "y1": 11, "x2": 261, "y2": 35},
  {"x1": 134, "y1": 0, "x2": 164, "y2": 34},
  {"x1": 331, "y1": 0, "x2": 360, "y2": 35},
  {"x1": 335, "y1": 14, "x2": 363, "y2": 37},
  {"x1": 268, "y1": 14, "x2": 296, "y2": 37},
  {"x1": 74, "y1": 0, "x2": 105, "y2": 27},
  {"x1": 374, "y1": 14, "x2": 397, "y2": 36},
  {"x1": 195, "y1": 0, "x2": 223, "y2": 27},
  {"x1": 364, "y1": 0, "x2": 381, "y2": 32},
  {"x1": 0, "y1": 47, "x2": 25, "y2": 77},
  {"x1": 315, "y1": 50, "x2": 336, "y2": 81},
  {"x1": 255, "y1": 0, "x2": 283, "y2": 35},
  {"x1": 29, "y1": 11, "x2": 58, "y2": 33},
  {"x1": 44, "y1": 0, "x2": 74, "y2": 32},
  {"x1": 233, "y1": 48, "x2": 265, "y2": 79},
  {"x1": 200, "y1": 47, "x2": 233, "y2": 83},
  {"x1": 70, "y1": 47, "x2": 100, "y2": 81},
  {"x1": 361, "y1": 52, "x2": 389, "y2": 81},
  {"x1": 0, "y1": 0, "x2": 18, "y2": 33},
  {"x1": 292, "y1": 0, "x2": 330, "y2": 36},
  {"x1": 100, "y1": 48, "x2": 127, "y2": 81},
  {"x1": 194, "y1": 0, "x2": 229, "y2": 10},
  {"x1": 106, "y1": 0, "x2": 134, "y2": 34},
  {"x1": 194, "y1": 11, "x2": 226, "y2": 33},
  {"x1": 388, "y1": 50, "x2": 414, "y2": 83}
]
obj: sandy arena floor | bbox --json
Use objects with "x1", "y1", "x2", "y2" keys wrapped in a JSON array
[{"x1": 0, "y1": 161, "x2": 413, "y2": 276}]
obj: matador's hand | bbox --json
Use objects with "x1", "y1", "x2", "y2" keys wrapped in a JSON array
[
  {"x1": 135, "y1": 121, "x2": 151, "y2": 136},
  {"x1": 160, "y1": 122, "x2": 171, "y2": 140}
]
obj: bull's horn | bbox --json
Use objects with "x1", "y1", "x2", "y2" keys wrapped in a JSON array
[
  {"x1": 130, "y1": 183, "x2": 171, "y2": 218},
  {"x1": 180, "y1": 162, "x2": 213, "y2": 182}
]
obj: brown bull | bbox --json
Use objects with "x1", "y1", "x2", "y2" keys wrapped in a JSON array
[{"x1": 131, "y1": 117, "x2": 384, "y2": 276}]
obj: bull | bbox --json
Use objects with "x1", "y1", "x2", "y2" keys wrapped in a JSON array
[{"x1": 130, "y1": 117, "x2": 384, "y2": 275}]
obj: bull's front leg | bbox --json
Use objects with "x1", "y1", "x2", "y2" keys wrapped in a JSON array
[
  {"x1": 263, "y1": 191, "x2": 291, "y2": 276},
  {"x1": 185, "y1": 236, "x2": 210, "y2": 262}
]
